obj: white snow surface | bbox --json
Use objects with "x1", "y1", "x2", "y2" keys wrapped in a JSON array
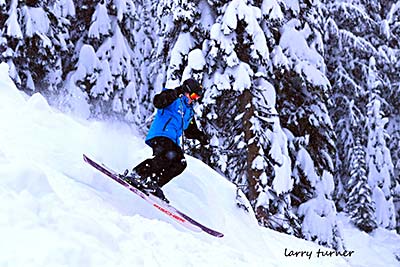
[{"x1": 0, "y1": 62, "x2": 399, "y2": 266}]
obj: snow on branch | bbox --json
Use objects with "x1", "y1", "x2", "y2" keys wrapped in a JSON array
[{"x1": 88, "y1": 3, "x2": 111, "y2": 39}]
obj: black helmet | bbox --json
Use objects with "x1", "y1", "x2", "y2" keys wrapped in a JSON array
[{"x1": 183, "y1": 78, "x2": 203, "y2": 97}]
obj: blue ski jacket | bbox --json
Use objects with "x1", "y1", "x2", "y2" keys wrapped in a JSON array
[{"x1": 146, "y1": 88, "x2": 195, "y2": 147}]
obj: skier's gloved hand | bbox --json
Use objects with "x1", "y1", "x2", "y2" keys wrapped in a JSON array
[{"x1": 197, "y1": 132, "x2": 209, "y2": 146}]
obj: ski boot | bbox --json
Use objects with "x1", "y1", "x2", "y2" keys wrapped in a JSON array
[
  {"x1": 151, "y1": 187, "x2": 169, "y2": 203},
  {"x1": 142, "y1": 180, "x2": 170, "y2": 203},
  {"x1": 120, "y1": 170, "x2": 145, "y2": 189},
  {"x1": 121, "y1": 170, "x2": 169, "y2": 203}
]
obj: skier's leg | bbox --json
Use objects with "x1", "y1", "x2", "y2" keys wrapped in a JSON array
[
  {"x1": 133, "y1": 158, "x2": 158, "y2": 179},
  {"x1": 139, "y1": 139, "x2": 187, "y2": 185},
  {"x1": 129, "y1": 137, "x2": 174, "y2": 183},
  {"x1": 157, "y1": 142, "x2": 187, "y2": 187},
  {"x1": 126, "y1": 137, "x2": 185, "y2": 202}
]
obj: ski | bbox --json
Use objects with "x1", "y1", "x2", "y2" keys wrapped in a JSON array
[{"x1": 83, "y1": 154, "x2": 224, "y2": 238}]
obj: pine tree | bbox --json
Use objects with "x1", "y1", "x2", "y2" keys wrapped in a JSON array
[
  {"x1": 271, "y1": 0, "x2": 343, "y2": 249},
  {"x1": 0, "y1": 0, "x2": 10, "y2": 67},
  {"x1": 366, "y1": 57, "x2": 396, "y2": 229},
  {"x1": 64, "y1": 0, "x2": 143, "y2": 121},
  {"x1": 0, "y1": 0, "x2": 71, "y2": 92},
  {"x1": 156, "y1": 0, "x2": 203, "y2": 86},
  {"x1": 388, "y1": 115, "x2": 400, "y2": 233},
  {"x1": 323, "y1": 0, "x2": 400, "y2": 231},
  {"x1": 347, "y1": 135, "x2": 377, "y2": 232},
  {"x1": 331, "y1": 97, "x2": 365, "y2": 210},
  {"x1": 382, "y1": 0, "x2": 400, "y2": 234},
  {"x1": 133, "y1": 0, "x2": 163, "y2": 129},
  {"x1": 156, "y1": 0, "x2": 298, "y2": 234},
  {"x1": 199, "y1": 0, "x2": 298, "y2": 234}
]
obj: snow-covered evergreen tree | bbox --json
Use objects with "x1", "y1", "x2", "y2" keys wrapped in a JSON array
[
  {"x1": 323, "y1": 0, "x2": 372, "y2": 208},
  {"x1": 347, "y1": 135, "x2": 377, "y2": 233},
  {"x1": 157, "y1": 0, "x2": 203, "y2": 86},
  {"x1": 156, "y1": 0, "x2": 297, "y2": 234},
  {"x1": 331, "y1": 97, "x2": 365, "y2": 210},
  {"x1": 0, "y1": 0, "x2": 71, "y2": 92},
  {"x1": 383, "y1": 0, "x2": 400, "y2": 234},
  {"x1": 323, "y1": 0, "x2": 400, "y2": 231},
  {"x1": 387, "y1": 115, "x2": 400, "y2": 233},
  {"x1": 0, "y1": 1, "x2": 9, "y2": 69},
  {"x1": 64, "y1": 0, "x2": 144, "y2": 121},
  {"x1": 266, "y1": 0, "x2": 343, "y2": 249},
  {"x1": 366, "y1": 57, "x2": 396, "y2": 229},
  {"x1": 200, "y1": 0, "x2": 298, "y2": 234},
  {"x1": 133, "y1": 0, "x2": 162, "y2": 129},
  {"x1": 329, "y1": 86, "x2": 376, "y2": 233}
]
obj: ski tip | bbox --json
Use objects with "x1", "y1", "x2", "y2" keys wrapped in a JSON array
[{"x1": 207, "y1": 230, "x2": 224, "y2": 238}]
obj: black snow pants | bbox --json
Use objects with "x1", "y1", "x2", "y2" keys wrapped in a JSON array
[{"x1": 133, "y1": 137, "x2": 187, "y2": 187}]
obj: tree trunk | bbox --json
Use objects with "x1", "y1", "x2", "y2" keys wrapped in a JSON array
[{"x1": 239, "y1": 89, "x2": 262, "y2": 205}]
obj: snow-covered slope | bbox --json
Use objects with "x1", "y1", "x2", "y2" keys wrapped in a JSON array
[{"x1": 0, "y1": 63, "x2": 398, "y2": 267}]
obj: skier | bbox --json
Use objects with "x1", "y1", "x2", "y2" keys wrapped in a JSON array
[{"x1": 123, "y1": 78, "x2": 208, "y2": 202}]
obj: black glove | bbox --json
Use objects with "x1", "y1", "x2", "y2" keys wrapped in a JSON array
[{"x1": 197, "y1": 132, "x2": 209, "y2": 146}]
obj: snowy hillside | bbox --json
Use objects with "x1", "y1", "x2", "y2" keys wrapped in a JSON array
[{"x1": 0, "y1": 62, "x2": 399, "y2": 267}]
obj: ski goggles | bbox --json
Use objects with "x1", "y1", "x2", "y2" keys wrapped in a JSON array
[{"x1": 189, "y1": 92, "x2": 201, "y2": 101}]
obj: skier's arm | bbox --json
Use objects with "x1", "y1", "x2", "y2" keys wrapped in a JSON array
[
  {"x1": 153, "y1": 86, "x2": 186, "y2": 109},
  {"x1": 153, "y1": 89, "x2": 178, "y2": 109},
  {"x1": 185, "y1": 120, "x2": 208, "y2": 145}
]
